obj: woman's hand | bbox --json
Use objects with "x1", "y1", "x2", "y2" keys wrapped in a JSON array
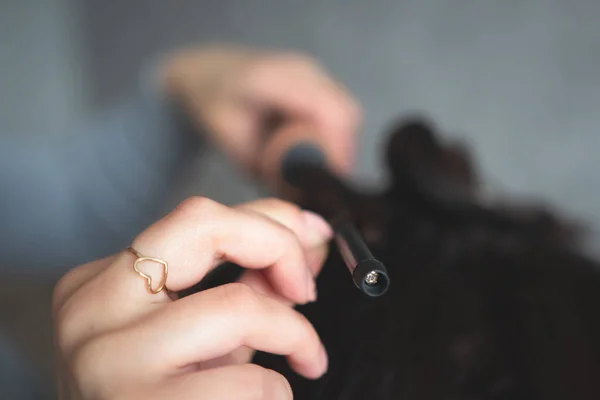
[
  {"x1": 53, "y1": 197, "x2": 333, "y2": 399},
  {"x1": 162, "y1": 45, "x2": 361, "y2": 177}
]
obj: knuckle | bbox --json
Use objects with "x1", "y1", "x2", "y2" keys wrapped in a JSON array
[
  {"x1": 256, "y1": 196, "x2": 290, "y2": 209},
  {"x1": 53, "y1": 274, "x2": 92, "y2": 352},
  {"x1": 270, "y1": 224, "x2": 305, "y2": 263},
  {"x1": 232, "y1": 364, "x2": 285, "y2": 400},
  {"x1": 280, "y1": 224, "x2": 302, "y2": 249},
  {"x1": 218, "y1": 283, "x2": 261, "y2": 315},
  {"x1": 53, "y1": 298, "x2": 78, "y2": 352},
  {"x1": 261, "y1": 218, "x2": 302, "y2": 256},
  {"x1": 70, "y1": 337, "x2": 116, "y2": 397},
  {"x1": 53, "y1": 266, "x2": 109, "y2": 353},
  {"x1": 175, "y1": 196, "x2": 223, "y2": 219},
  {"x1": 236, "y1": 364, "x2": 268, "y2": 398},
  {"x1": 52, "y1": 268, "x2": 77, "y2": 316},
  {"x1": 55, "y1": 298, "x2": 107, "y2": 358},
  {"x1": 259, "y1": 197, "x2": 302, "y2": 218}
]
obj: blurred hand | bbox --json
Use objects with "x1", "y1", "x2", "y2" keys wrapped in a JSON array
[
  {"x1": 162, "y1": 45, "x2": 361, "y2": 179},
  {"x1": 53, "y1": 197, "x2": 332, "y2": 399}
]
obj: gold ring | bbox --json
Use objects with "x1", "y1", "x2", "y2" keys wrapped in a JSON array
[{"x1": 126, "y1": 247, "x2": 169, "y2": 294}]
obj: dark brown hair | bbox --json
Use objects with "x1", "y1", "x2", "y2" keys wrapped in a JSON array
[{"x1": 251, "y1": 115, "x2": 600, "y2": 399}]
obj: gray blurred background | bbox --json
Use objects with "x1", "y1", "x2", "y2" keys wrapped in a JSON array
[
  {"x1": 4, "y1": 0, "x2": 600, "y2": 220},
  {"x1": 2, "y1": 0, "x2": 600, "y2": 397}
]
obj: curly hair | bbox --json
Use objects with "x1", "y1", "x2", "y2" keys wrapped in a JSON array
[{"x1": 251, "y1": 115, "x2": 600, "y2": 400}]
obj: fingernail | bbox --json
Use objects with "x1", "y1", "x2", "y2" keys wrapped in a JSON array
[{"x1": 301, "y1": 210, "x2": 333, "y2": 247}]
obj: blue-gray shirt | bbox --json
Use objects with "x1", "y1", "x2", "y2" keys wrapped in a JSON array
[{"x1": 0, "y1": 73, "x2": 200, "y2": 275}]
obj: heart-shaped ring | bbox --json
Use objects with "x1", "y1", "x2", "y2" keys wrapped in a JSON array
[{"x1": 127, "y1": 247, "x2": 168, "y2": 294}]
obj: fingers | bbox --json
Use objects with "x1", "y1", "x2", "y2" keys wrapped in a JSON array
[
  {"x1": 242, "y1": 54, "x2": 361, "y2": 174},
  {"x1": 148, "y1": 364, "x2": 292, "y2": 400},
  {"x1": 236, "y1": 198, "x2": 331, "y2": 302},
  {"x1": 237, "y1": 197, "x2": 332, "y2": 254},
  {"x1": 100, "y1": 283, "x2": 328, "y2": 379},
  {"x1": 95, "y1": 196, "x2": 313, "y2": 306},
  {"x1": 52, "y1": 255, "x2": 115, "y2": 317},
  {"x1": 54, "y1": 195, "x2": 332, "y2": 399},
  {"x1": 54, "y1": 197, "x2": 332, "y2": 354},
  {"x1": 201, "y1": 52, "x2": 361, "y2": 174},
  {"x1": 166, "y1": 47, "x2": 360, "y2": 175}
]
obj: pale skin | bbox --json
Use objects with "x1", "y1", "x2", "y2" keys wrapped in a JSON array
[
  {"x1": 53, "y1": 197, "x2": 332, "y2": 399},
  {"x1": 53, "y1": 45, "x2": 360, "y2": 399},
  {"x1": 162, "y1": 44, "x2": 361, "y2": 179}
]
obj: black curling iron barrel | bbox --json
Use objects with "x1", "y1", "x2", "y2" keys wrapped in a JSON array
[
  {"x1": 333, "y1": 221, "x2": 390, "y2": 297},
  {"x1": 280, "y1": 141, "x2": 390, "y2": 297}
]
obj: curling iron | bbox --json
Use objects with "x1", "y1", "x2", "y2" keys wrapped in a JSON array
[{"x1": 267, "y1": 113, "x2": 390, "y2": 297}]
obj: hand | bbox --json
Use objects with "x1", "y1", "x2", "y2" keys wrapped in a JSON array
[
  {"x1": 53, "y1": 197, "x2": 333, "y2": 399},
  {"x1": 162, "y1": 44, "x2": 361, "y2": 177}
]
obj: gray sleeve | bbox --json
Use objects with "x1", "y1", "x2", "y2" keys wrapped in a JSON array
[{"x1": 0, "y1": 69, "x2": 202, "y2": 276}]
